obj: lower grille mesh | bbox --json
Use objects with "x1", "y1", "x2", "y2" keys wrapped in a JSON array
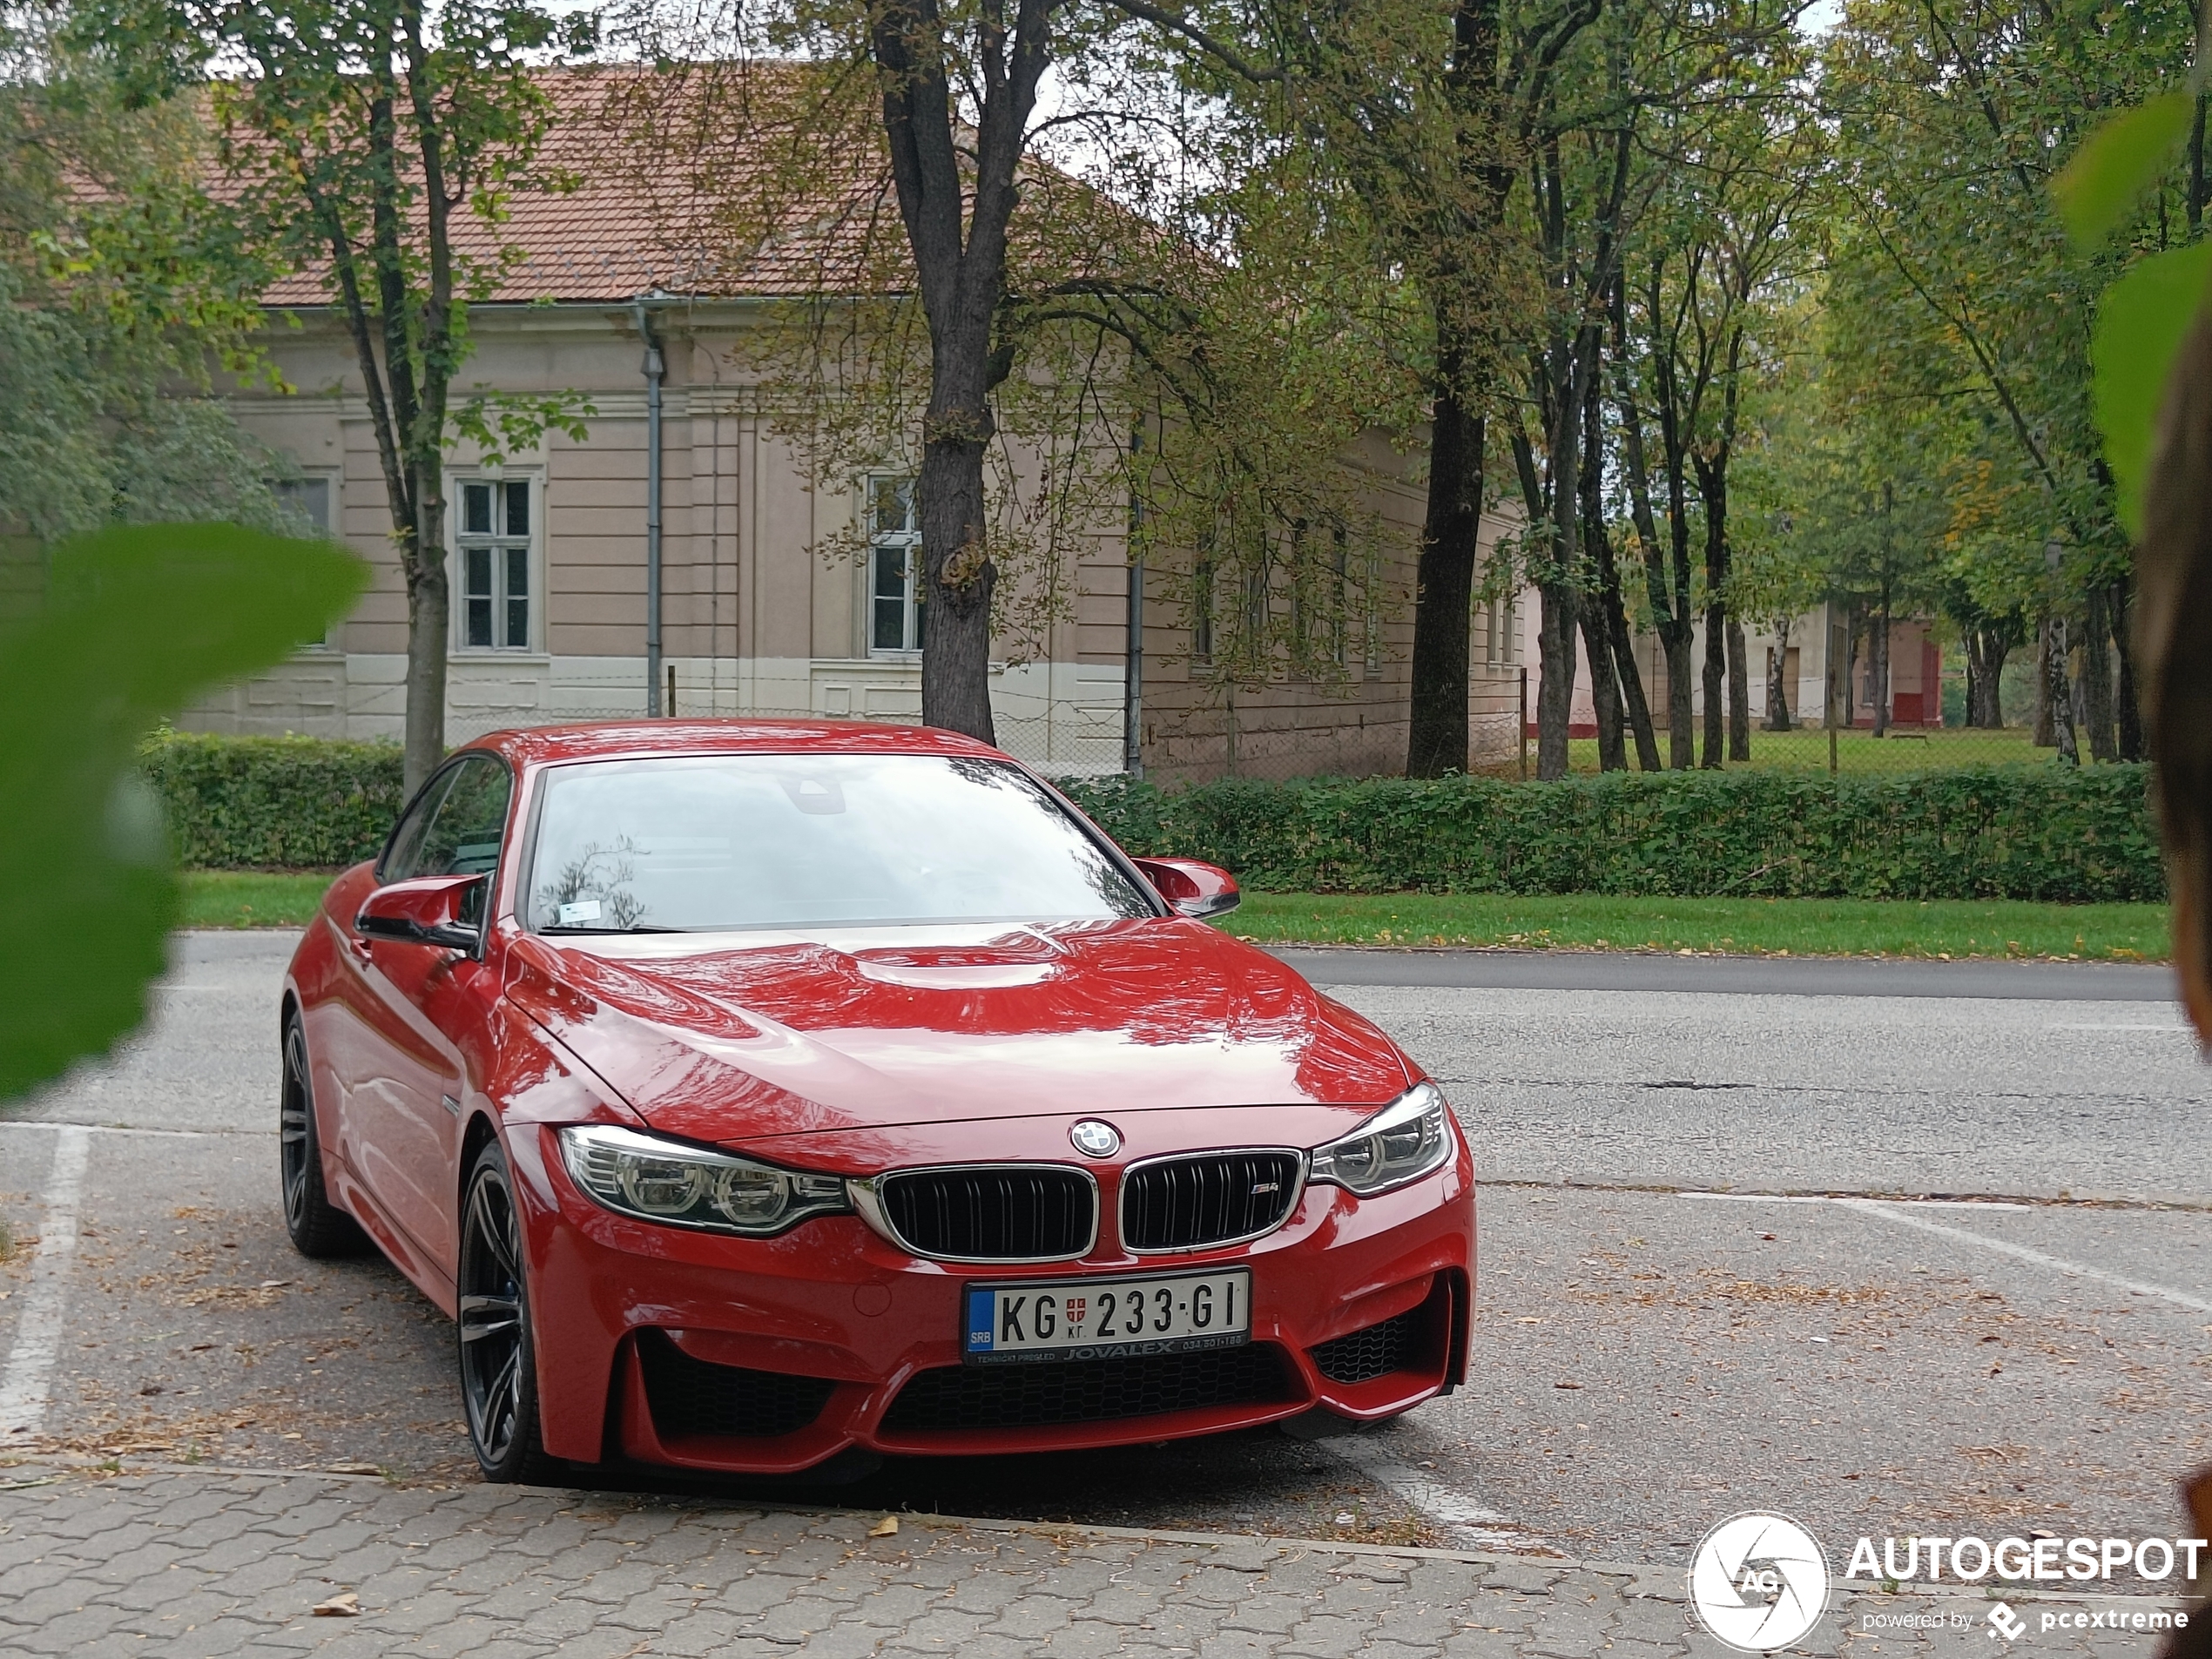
[
  {"x1": 881, "y1": 1345, "x2": 1294, "y2": 1433},
  {"x1": 637, "y1": 1329, "x2": 836, "y2": 1440},
  {"x1": 1309, "y1": 1305, "x2": 1427, "y2": 1385}
]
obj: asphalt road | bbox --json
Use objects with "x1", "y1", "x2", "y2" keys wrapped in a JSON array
[{"x1": 3, "y1": 930, "x2": 2208, "y2": 1577}]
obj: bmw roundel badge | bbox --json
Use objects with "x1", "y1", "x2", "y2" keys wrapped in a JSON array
[{"x1": 1069, "y1": 1120, "x2": 1122, "y2": 1158}]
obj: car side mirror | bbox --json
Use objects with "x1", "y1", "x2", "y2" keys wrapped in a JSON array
[
  {"x1": 357, "y1": 873, "x2": 487, "y2": 951},
  {"x1": 1132, "y1": 857, "x2": 1240, "y2": 921}
]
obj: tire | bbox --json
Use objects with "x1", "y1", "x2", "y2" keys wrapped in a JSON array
[
  {"x1": 458, "y1": 1141, "x2": 561, "y2": 1484},
  {"x1": 280, "y1": 1015, "x2": 368, "y2": 1258}
]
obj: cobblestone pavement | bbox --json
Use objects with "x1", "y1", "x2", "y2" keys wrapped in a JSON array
[{"x1": 0, "y1": 1463, "x2": 2194, "y2": 1659}]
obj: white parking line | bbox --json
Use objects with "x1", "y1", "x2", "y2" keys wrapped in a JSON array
[
  {"x1": 1838, "y1": 1199, "x2": 2212, "y2": 1316},
  {"x1": 1677, "y1": 1191, "x2": 2030, "y2": 1210},
  {"x1": 0, "y1": 1122, "x2": 229, "y2": 1138},
  {"x1": 0, "y1": 1125, "x2": 92, "y2": 1437},
  {"x1": 1323, "y1": 1431, "x2": 1536, "y2": 1551},
  {"x1": 1676, "y1": 1189, "x2": 2211, "y2": 1313}
]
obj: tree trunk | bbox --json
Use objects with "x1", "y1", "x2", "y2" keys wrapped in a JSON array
[
  {"x1": 1726, "y1": 619, "x2": 1750, "y2": 760},
  {"x1": 2033, "y1": 613, "x2": 2055, "y2": 745},
  {"x1": 871, "y1": 0, "x2": 1051, "y2": 746},
  {"x1": 2111, "y1": 575, "x2": 2144, "y2": 759},
  {"x1": 1695, "y1": 455, "x2": 1727, "y2": 768},
  {"x1": 1581, "y1": 360, "x2": 1657, "y2": 770},
  {"x1": 402, "y1": 466, "x2": 450, "y2": 792},
  {"x1": 1870, "y1": 600, "x2": 1892, "y2": 738},
  {"x1": 2081, "y1": 583, "x2": 2117, "y2": 761},
  {"x1": 916, "y1": 429, "x2": 997, "y2": 742},
  {"x1": 1697, "y1": 611, "x2": 1723, "y2": 765},
  {"x1": 1965, "y1": 624, "x2": 2010, "y2": 727},
  {"x1": 1613, "y1": 278, "x2": 1693, "y2": 769},
  {"x1": 1580, "y1": 603, "x2": 1625, "y2": 771},
  {"x1": 1765, "y1": 620, "x2": 1793, "y2": 731},
  {"x1": 1536, "y1": 582, "x2": 1578, "y2": 779},
  {"x1": 1406, "y1": 348, "x2": 1485, "y2": 777},
  {"x1": 2049, "y1": 614, "x2": 2080, "y2": 764},
  {"x1": 1842, "y1": 609, "x2": 1860, "y2": 726}
]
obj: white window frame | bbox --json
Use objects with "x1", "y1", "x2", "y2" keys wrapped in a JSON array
[
  {"x1": 865, "y1": 474, "x2": 922, "y2": 657},
  {"x1": 269, "y1": 471, "x2": 343, "y2": 649},
  {"x1": 450, "y1": 471, "x2": 543, "y2": 655}
]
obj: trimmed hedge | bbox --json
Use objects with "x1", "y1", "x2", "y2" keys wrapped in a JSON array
[
  {"x1": 139, "y1": 730, "x2": 2162, "y2": 901},
  {"x1": 142, "y1": 730, "x2": 405, "y2": 870},
  {"x1": 1057, "y1": 765, "x2": 2164, "y2": 903}
]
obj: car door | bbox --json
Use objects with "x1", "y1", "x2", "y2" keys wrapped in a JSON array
[{"x1": 344, "y1": 753, "x2": 513, "y2": 1277}]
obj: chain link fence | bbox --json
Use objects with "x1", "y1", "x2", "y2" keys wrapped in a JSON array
[
  {"x1": 442, "y1": 679, "x2": 1126, "y2": 779},
  {"x1": 436, "y1": 663, "x2": 2127, "y2": 788}
]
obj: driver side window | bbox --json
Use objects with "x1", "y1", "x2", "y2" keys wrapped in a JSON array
[{"x1": 381, "y1": 757, "x2": 512, "y2": 888}]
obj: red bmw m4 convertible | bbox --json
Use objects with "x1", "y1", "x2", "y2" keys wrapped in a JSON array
[{"x1": 280, "y1": 721, "x2": 1475, "y2": 1482}]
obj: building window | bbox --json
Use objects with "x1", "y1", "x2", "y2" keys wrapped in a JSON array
[
  {"x1": 1481, "y1": 592, "x2": 1518, "y2": 666},
  {"x1": 867, "y1": 475, "x2": 921, "y2": 654},
  {"x1": 273, "y1": 475, "x2": 334, "y2": 537},
  {"x1": 273, "y1": 474, "x2": 340, "y2": 647},
  {"x1": 456, "y1": 477, "x2": 534, "y2": 651}
]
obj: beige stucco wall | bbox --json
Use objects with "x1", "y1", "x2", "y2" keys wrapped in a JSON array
[{"x1": 185, "y1": 300, "x2": 1525, "y2": 781}]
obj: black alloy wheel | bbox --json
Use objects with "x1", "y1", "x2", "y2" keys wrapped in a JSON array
[
  {"x1": 458, "y1": 1142, "x2": 559, "y2": 1483},
  {"x1": 280, "y1": 1016, "x2": 367, "y2": 1258}
]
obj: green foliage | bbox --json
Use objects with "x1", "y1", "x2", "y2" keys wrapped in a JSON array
[
  {"x1": 0, "y1": 22, "x2": 295, "y2": 541},
  {"x1": 141, "y1": 730, "x2": 405, "y2": 869},
  {"x1": 1818, "y1": 0, "x2": 2193, "y2": 612},
  {"x1": 0, "y1": 523, "x2": 365, "y2": 1103},
  {"x1": 1061, "y1": 767, "x2": 2161, "y2": 903},
  {"x1": 2056, "y1": 83, "x2": 2212, "y2": 543},
  {"x1": 2093, "y1": 241, "x2": 2212, "y2": 539},
  {"x1": 2053, "y1": 91, "x2": 2195, "y2": 253}
]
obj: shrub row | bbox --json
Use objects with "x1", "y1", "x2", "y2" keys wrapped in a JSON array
[
  {"x1": 140, "y1": 730, "x2": 2162, "y2": 901},
  {"x1": 142, "y1": 730, "x2": 405, "y2": 870},
  {"x1": 1057, "y1": 765, "x2": 2165, "y2": 902}
]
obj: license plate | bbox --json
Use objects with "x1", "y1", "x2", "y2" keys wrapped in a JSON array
[{"x1": 962, "y1": 1269, "x2": 1251, "y2": 1365}]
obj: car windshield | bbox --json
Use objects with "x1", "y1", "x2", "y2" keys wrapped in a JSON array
[{"x1": 524, "y1": 752, "x2": 1156, "y2": 933}]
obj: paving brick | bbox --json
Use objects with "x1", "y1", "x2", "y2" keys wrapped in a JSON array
[{"x1": 0, "y1": 1466, "x2": 2173, "y2": 1659}]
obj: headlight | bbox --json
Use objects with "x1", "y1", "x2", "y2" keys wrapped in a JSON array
[
  {"x1": 557, "y1": 1124, "x2": 850, "y2": 1237},
  {"x1": 1308, "y1": 1083, "x2": 1453, "y2": 1196}
]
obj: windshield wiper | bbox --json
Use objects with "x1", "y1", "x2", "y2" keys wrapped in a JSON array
[{"x1": 539, "y1": 924, "x2": 687, "y2": 934}]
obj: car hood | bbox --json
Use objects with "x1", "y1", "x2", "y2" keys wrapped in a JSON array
[{"x1": 502, "y1": 919, "x2": 1413, "y2": 1147}]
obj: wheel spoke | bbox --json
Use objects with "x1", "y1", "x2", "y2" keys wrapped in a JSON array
[
  {"x1": 459, "y1": 1292, "x2": 520, "y2": 1344},
  {"x1": 482, "y1": 1345, "x2": 521, "y2": 1450},
  {"x1": 469, "y1": 1184, "x2": 522, "y2": 1281}
]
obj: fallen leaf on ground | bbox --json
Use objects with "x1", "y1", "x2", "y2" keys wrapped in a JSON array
[
  {"x1": 868, "y1": 1516, "x2": 899, "y2": 1537},
  {"x1": 312, "y1": 1592, "x2": 360, "y2": 1617}
]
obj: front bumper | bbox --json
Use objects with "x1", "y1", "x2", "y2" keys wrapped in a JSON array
[{"x1": 508, "y1": 1123, "x2": 1477, "y2": 1472}]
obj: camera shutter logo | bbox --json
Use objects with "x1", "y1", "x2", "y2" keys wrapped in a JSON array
[{"x1": 1688, "y1": 1513, "x2": 1831, "y2": 1653}]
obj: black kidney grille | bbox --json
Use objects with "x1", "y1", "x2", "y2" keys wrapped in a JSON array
[
  {"x1": 877, "y1": 1166, "x2": 1095, "y2": 1260},
  {"x1": 1121, "y1": 1150, "x2": 1302, "y2": 1251},
  {"x1": 880, "y1": 1344, "x2": 1294, "y2": 1433},
  {"x1": 1309, "y1": 1305, "x2": 1427, "y2": 1386},
  {"x1": 637, "y1": 1329, "x2": 836, "y2": 1440}
]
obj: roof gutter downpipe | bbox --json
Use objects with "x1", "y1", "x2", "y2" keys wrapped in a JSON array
[{"x1": 634, "y1": 294, "x2": 666, "y2": 717}]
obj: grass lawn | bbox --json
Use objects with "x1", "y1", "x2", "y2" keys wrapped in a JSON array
[
  {"x1": 1224, "y1": 891, "x2": 2170, "y2": 961},
  {"x1": 179, "y1": 870, "x2": 2171, "y2": 962},
  {"x1": 1548, "y1": 725, "x2": 2052, "y2": 775},
  {"x1": 180, "y1": 871, "x2": 335, "y2": 930}
]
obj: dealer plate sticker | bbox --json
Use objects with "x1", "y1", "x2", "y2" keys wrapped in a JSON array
[{"x1": 962, "y1": 1269, "x2": 1251, "y2": 1365}]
